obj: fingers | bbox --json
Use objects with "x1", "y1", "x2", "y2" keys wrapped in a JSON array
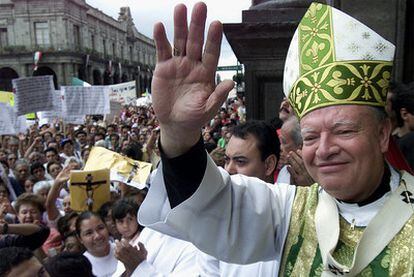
[
  {"x1": 202, "y1": 21, "x2": 223, "y2": 74},
  {"x1": 186, "y1": 2, "x2": 207, "y2": 61},
  {"x1": 154, "y1": 22, "x2": 172, "y2": 63},
  {"x1": 173, "y1": 4, "x2": 188, "y2": 56}
]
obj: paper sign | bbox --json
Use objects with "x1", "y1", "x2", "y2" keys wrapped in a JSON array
[
  {"x1": 69, "y1": 168, "x2": 110, "y2": 212},
  {"x1": 12, "y1": 75, "x2": 55, "y2": 116},
  {"x1": 62, "y1": 86, "x2": 110, "y2": 115},
  {"x1": 104, "y1": 101, "x2": 123, "y2": 123},
  {"x1": 84, "y1": 147, "x2": 152, "y2": 189},
  {"x1": 37, "y1": 90, "x2": 85, "y2": 124},
  {"x1": 0, "y1": 103, "x2": 17, "y2": 135},
  {"x1": 0, "y1": 102, "x2": 28, "y2": 135},
  {"x1": 108, "y1": 81, "x2": 136, "y2": 105}
]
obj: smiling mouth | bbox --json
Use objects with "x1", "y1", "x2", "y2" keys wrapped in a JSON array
[{"x1": 317, "y1": 162, "x2": 348, "y2": 172}]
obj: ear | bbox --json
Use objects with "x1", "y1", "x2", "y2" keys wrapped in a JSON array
[
  {"x1": 378, "y1": 118, "x2": 392, "y2": 153},
  {"x1": 264, "y1": 154, "x2": 277, "y2": 177},
  {"x1": 400, "y1": 108, "x2": 409, "y2": 121}
]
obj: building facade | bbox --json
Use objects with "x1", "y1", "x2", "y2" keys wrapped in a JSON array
[{"x1": 0, "y1": 0, "x2": 155, "y2": 94}]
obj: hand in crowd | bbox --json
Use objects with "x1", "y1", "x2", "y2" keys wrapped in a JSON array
[
  {"x1": 54, "y1": 166, "x2": 71, "y2": 186},
  {"x1": 286, "y1": 150, "x2": 314, "y2": 187},
  {"x1": 152, "y1": 2, "x2": 234, "y2": 157},
  {"x1": 115, "y1": 239, "x2": 147, "y2": 273}
]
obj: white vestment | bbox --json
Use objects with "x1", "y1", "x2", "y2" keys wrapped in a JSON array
[{"x1": 139, "y1": 155, "x2": 400, "y2": 269}]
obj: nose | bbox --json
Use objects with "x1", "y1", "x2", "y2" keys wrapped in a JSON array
[
  {"x1": 225, "y1": 161, "x2": 237, "y2": 175},
  {"x1": 315, "y1": 133, "x2": 340, "y2": 161},
  {"x1": 93, "y1": 230, "x2": 103, "y2": 240}
]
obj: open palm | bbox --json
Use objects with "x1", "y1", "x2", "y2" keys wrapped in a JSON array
[{"x1": 151, "y1": 3, "x2": 234, "y2": 155}]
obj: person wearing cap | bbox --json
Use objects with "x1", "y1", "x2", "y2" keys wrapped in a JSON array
[{"x1": 138, "y1": 2, "x2": 414, "y2": 276}]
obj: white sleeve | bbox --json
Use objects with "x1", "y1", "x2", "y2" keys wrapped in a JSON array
[
  {"x1": 138, "y1": 155, "x2": 296, "y2": 264},
  {"x1": 130, "y1": 243, "x2": 199, "y2": 277},
  {"x1": 197, "y1": 251, "x2": 220, "y2": 277}
]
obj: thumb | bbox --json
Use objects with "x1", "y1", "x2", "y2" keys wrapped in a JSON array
[{"x1": 206, "y1": 80, "x2": 234, "y2": 114}]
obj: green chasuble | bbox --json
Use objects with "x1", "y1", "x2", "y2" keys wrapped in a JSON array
[{"x1": 279, "y1": 182, "x2": 414, "y2": 276}]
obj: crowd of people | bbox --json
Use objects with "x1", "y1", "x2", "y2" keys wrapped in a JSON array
[
  {"x1": 0, "y1": 91, "x2": 250, "y2": 276},
  {"x1": 1, "y1": 1, "x2": 414, "y2": 277}
]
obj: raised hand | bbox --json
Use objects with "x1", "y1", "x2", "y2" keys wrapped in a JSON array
[{"x1": 152, "y1": 2, "x2": 234, "y2": 157}]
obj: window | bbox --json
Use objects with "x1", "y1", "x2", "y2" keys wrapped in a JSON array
[
  {"x1": 34, "y1": 22, "x2": 50, "y2": 45},
  {"x1": 73, "y1": 25, "x2": 80, "y2": 48},
  {"x1": 129, "y1": 46, "x2": 133, "y2": 62},
  {"x1": 91, "y1": 34, "x2": 95, "y2": 50},
  {"x1": 112, "y1": 42, "x2": 116, "y2": 58},
  {"x1": 0, "y1": 28, "x2": 7, "y2": 47},
  {"x1": 121, "y1": 46, "x2": 124, "y2": 60},
  {"x1": 103, "y1": 39, "x2": 107, "y2": 56}
]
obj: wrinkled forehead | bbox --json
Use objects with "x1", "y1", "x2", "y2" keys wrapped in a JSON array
[{"x1": 299, "y1": 105, "x2": 372, "y2": 131}]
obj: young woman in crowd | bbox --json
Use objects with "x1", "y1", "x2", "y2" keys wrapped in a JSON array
[{"x1": 75, "y1": 211, "x2": 126, "y2": 276}]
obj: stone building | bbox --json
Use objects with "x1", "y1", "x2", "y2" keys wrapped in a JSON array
[
  {"x1": 224, "y1": 0, "x2": 414, "y2": 121},
  {"x1": 0, "y1": 0, "x2": 155, "y2": 94}
]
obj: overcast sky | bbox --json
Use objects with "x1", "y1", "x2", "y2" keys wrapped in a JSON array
[{"x1": 86, "y1": 0, "x2": 251, "y2": 79}]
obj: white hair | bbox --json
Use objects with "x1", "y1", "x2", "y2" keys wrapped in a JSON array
[{"x1": 33, "y1": 180, "x2": 53, "y2": 194}]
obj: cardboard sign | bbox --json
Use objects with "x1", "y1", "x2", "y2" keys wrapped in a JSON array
[
  {"x1": 12, "y1": 75, "x2": 55, "y2": 116},
  {"x1": 84, "y1": 147, "x2": 152, "y2": 189},
  {"x1": 69, "y1": 169, "x2": 110, "y2": 212}
]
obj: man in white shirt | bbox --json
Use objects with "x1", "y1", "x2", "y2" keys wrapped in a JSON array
[{"x1": 199, "y1": 120, "x2": 280, "y2": 276}]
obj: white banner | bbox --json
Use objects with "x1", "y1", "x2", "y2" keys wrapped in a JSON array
[
  {"x1": 0, "y1": 103, "x2": 27, "y2": 135},
  {"x1": 108, "y1": 81, "x2": 136, "y2": 105},
  {"x1": 0, "y1": 103, "x2": 16, "y2": 135},
  {"x1": 62, "y1": 86, "x2": 110, "y2": 115},
  {"x1": 38, "y1": 90, "x2": 85, "y2": 124},
  {"x1": 12, "y1": 75, "x2": 55, "y2": 116}
]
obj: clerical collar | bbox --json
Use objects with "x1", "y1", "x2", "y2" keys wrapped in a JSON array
[{"x1": 339, "y1": 164, "x2": 391, "y2": 207}]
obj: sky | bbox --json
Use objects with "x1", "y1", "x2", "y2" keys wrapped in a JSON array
[{"x1": 86, "y1": 0, "x2": 251, "y2": 80}]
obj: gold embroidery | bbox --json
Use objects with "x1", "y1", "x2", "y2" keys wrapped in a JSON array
[
  {"x1": 282, "y1": 185, "x2": 320, "y2": 276},
  {"x1": 279, "y1": 186, "x2": 308, "y2": 275},
  {"x1": 291, "y1": 190, "x2": 319, "y2": 276},
  {"x1": 387, "y1": 215, "x2": 414, "y2": 276}
]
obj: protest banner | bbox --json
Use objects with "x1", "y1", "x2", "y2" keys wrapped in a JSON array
[
  {"x1": 69, "y1": 168, "x2": 110, "y2": 212},
  {"x1": 62, "y1": 86, "x2": 110, "y2": 115},
  {"x1": 84, "y1": 146, "x2": 152, "y2": 189},
  {"x1": 37, "y1": 90, "x2": 85, "y2": 125},
  {"x1": 12, "y1": 75, "x2": 55, "y2": 116},
  {"x1": 108, "y1": 81, "x2": 136, "y2": 105}
]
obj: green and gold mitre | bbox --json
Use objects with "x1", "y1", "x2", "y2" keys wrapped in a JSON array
[{"x1": 283, "y1": 2, "x2": 395, "y2": 119}]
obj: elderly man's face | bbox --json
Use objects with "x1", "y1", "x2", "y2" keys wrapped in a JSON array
[{"x1": 300, "y1": 105, "x2": 391, "y2": 202}]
